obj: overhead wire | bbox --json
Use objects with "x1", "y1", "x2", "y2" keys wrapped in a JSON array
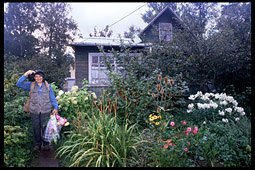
[{"x1": 109, "y1": 3, "x2": 147, "y2": 28}]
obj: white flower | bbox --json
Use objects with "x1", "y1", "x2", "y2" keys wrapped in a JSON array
[
  {"x1": 65, "y1": 91, "x2": 71, "y2": 96},
  {"x1": 91, "y1": 92, "x2": 97, "y2": 99},
  {"x1": 201, "y1": 95, "x2": 209, "y2": 101},
  {"x1": 232, "y1": 100, "x2": 238, "y2": 106},
  {"x1": 218, "y1": 110, "x2": 225, "y2": 116},
  {"x1": 56, "y1": 96, "x2": 60, "y2": 101},
  {"x1": 72, "y1": 100, "x2": 77, "y2": 105},
  {"x1": 225, "y1": 108, "x2": 232, "y2": 113},
  {"x1": 71, "y1": 85, "x2": 79, "y2": 92},
  {"x1": 188, "y1": 95, "x2": 196, "y2": 100},
  {"x1": 234, "y1": 107, "x2": 244, "y2": 113},
  {"x1": 197, "y1": 103, "x2": 203, "y2": 109},
  {"x1": 235, "y1": 117, "x2": 240, "y2": 121},
  {"x1": 187, "y1": 109, "x2": 192, "y2": 113},
  {"x1": 196, "y1": 91, "x2": 203, "y2": 97},
  {"x1": 188, "y1": 103, "x2": 194, "y2": 110},
  {"x1": 58, "y1": 90, "x2": 64, "y2": 96},
  {"x1": 203, "y1": 121, "x2": 206, "y2": 124},
  {"x1": 214, "y1": 93, "x2": 220, "y2": 99},
  {"x1": 240, "y1": 112, "x2": 246, "y2": 116},
  {"x1": 222, "y1": 118, "x2": 229, "y2": 123},
  {"x1": 209, "y1": 101, "x2": 218, "y2": 109},
  {"x1": 220, "y1": 100, "x2": 228, "y2": 106}
]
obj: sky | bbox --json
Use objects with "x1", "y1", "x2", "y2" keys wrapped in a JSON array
[{"x1": 67, "y1": 3, "x2": 149, "y2": 41}]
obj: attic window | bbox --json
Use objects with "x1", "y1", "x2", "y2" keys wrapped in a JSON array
[{"x1": 159, "y1": 22, "x2": 173, "y2": 42}]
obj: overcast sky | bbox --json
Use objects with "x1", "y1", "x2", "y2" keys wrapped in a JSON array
[{"x1": 67, "y1": 2, "x2": 149, "y2": 41}]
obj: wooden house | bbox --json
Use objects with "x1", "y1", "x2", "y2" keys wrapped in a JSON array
[{"x1": 65, "y1": 6, "x2": 181, "y2": 96}]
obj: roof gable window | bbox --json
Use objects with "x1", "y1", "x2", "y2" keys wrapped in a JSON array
[{"x1": 159, "y1": 22, "x2": 173, "y2": 42}]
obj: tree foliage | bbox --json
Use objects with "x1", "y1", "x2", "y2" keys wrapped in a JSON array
[
  {"x1": 4, "y1": 3, "x2": 40, "y2": 58},
  {"x1": 140, "y1": 2, "x2": 251, "y2": 93},
  {"x1": 4, "y1": 2, "x2": 80, "y2": 87}
]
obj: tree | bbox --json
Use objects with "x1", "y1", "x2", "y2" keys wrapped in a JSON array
[
  {"x1": 140, "y1": 2, "x2": 251, "y2": 93},
  {"x1": 89, "y1": 25, "x2": 113, "y2": 37},
  {"x1": 141, "y1": 2, "x2": 178, "y2": 23},
  {"x1": 123, "y1": 25, "x2": 141, "y2": 40},
  {"x1": 4, "y1": 2, "x2": 80, "y2": 88},
  {"x1": 4, "y1": 2, "x2": 41, "y2": 59}
]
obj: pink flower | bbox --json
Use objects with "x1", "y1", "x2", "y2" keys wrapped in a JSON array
[
  {"x1": 187, "y1": 127, "x2": 191, "y2": 132},
  {"x1": 59, "y1": 118, "x2": 67, "y2": 126},
  {"x1": 184, "y1": 148, "x2": 188, "y2": 151},
  {"x1": 194, "y1": 126, "x2": 198, "y2": 131},
  {"x1": 187, "y1": 142, "x2": 190, "y2": 145},
  {"x1": 186, "y1": 132, "x2": 189, "y2": 136},
  {"x1": 170, "y1": 121, "x2": 175, "y2": 126},
  {"x1": 182, "y1": 121, "x2": 187, "y2": 125},
  {"x1": 193, "y1": 130, "x2": 198, "y2": 134},
  {"x1": 169, "y1": 143, "x2": 173, "y2": 146}
]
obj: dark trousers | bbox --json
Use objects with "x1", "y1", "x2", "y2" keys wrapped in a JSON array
[{"x1": 30, "y1": 112, "x2": 51, "y2": 146}]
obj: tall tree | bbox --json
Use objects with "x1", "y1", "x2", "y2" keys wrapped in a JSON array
[
  {"x1": 4, "y1": 2, "x2": 40, "y2": 59},
  {"x1": 39, "y1": 3, "x2": 79, "y2": 61},
  {"x1": 141, "y1": 2, "x2": 178, "y2": 23},
  {"x1": 36, "y1": 2, "x2": 80, "y2": 87}
]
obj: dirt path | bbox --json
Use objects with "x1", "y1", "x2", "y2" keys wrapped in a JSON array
[{"x1": 34, "y1": 145, "x2": 60, "y2": 167}]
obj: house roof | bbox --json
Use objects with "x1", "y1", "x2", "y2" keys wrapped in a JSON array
[
  {"x1": 66, "y1": 37, "x2": 145, "y2": 47},
  {"x1": 138, "y1": 6, "x2": 181, "y2": 37}
]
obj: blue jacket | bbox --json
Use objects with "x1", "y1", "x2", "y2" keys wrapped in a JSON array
[{"x1": 16, "y1": 75, "x2": 58, "y2": 110}]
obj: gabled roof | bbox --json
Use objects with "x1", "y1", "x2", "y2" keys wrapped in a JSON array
[{"x1": 138, "y1": 6, "x2": 181, "y2": 37}]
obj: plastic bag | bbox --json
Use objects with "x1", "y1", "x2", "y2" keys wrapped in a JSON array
[{"x1": 43, "y1": 114, "x2": 60, "y2": 143}]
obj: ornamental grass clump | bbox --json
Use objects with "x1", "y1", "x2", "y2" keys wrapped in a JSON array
[
  {"x1": 187, "y1": 91, "x2": 247, "y2": 124},
  {"x1": 56, "y1": 100, "x2": 144, "y2": 167}
]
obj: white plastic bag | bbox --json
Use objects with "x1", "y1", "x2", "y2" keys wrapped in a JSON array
[{"x1": 43, "y1": 114, "x2": 60, "y2": 143}]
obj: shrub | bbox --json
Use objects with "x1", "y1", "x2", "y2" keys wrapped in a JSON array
[
  {"x1": 4, "y1": 125, "x2": 35, "y2": 167},
  {"x1": 186, "y1": 91, "x2": 247, "y2": 124},
  {"x1": 55, "y1": 84, "x2": 96, "y2": 128},
  {"x1": 190, "y1": 117, "x2": 251, "y2": 167}
]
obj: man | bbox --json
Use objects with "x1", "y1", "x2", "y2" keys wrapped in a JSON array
[{"x1": 16, "y1": 70, "x2": 58, "y2": 151}]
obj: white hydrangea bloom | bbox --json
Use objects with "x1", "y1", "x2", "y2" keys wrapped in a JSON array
[
  {"x1": 71, "y1": 85, "x2": 79, "y2": 92},
  {"x1": 58, "y1": 90, "x2": 64, "y2": 96}
]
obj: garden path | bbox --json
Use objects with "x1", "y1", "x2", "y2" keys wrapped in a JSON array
[{"x1": 35, "y1": 145, "x2": 60, "y2": 167}]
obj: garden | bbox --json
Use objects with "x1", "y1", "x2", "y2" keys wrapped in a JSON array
[
  {"x1": 4, "y1": 54, "x2": 252, "y2": 167},
  {"x1": 4, "y1": 2, "x2": 251, "y2": 167}
]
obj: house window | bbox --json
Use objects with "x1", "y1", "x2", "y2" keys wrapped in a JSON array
[
  {"x1": 159, "y1": 22, "x2": 173, "y2": 42},
  {"x1": 89, "y1": 53, "x2": 118, "y2": 85},
  {"x1": 89, "y1": 53, "x2": 141, "y2": 85}
]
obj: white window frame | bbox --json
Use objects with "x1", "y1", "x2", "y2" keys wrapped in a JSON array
[{"x1": 88, "y1": 52, "x2": 141, "y2": 86}]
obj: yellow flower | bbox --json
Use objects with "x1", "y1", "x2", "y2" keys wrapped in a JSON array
[
  {"x1": 153, "y1": 115, "x2": 158, "y2": 120},
  {"x1": 157, "y1": 115, "x2": 162, "y2": 119},
  {"x1": 64, "y1": 122, "x2": 70, "y2": 126},
  {"x1": 149, "y1": 117, "x2": 154, "y2": 121},
  {"x1": 155, "y1": 122, "x2": 160, "y2": 126}
]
